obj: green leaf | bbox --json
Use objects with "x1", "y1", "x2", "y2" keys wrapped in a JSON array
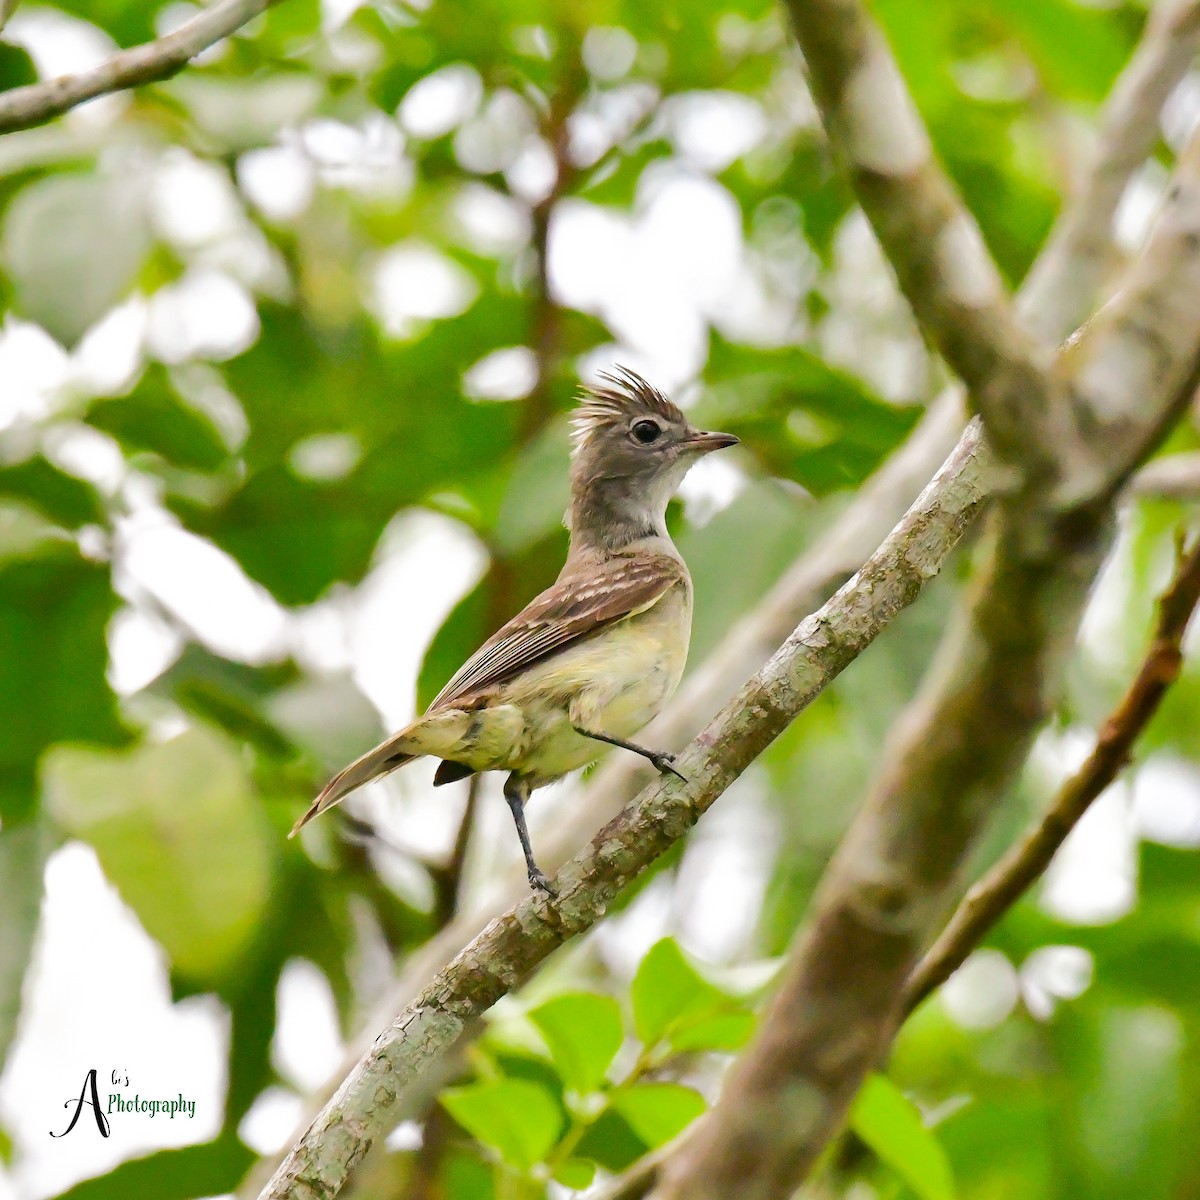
[
  {"x1": 702, "y1": 336, "x2": 920, "y2": 496},
  {"x1": 171, "y1": 467, "x2": 392, "y2": 606},
  {"x1": 631, "y1": 938, "x2": 737, "y2": 1048},
  {"x1": 574, "y1": 1105, "x2": 653, "y2": 1171},
  {"x1": 0, "y1": 501, "x2": 73, "y2": 562},
  {"x1": 440, "y1": 1078, "x2": 562, "y2": 1170},
  {"x1": 612, "y1": 1083, "x2": 706, "y2": 1149},
  {"x1": 417, "y1": 577, "x2": 489, "y2": 713},
  {"x1": 152, "y1": 643, "x2": 302, "y2": 759},
  {"x1": 0, "y1": 43, "x2": 36, "y2": 92},
  {"x1": 0, "y1": 457, "x2": 107, "y2": 529},
  {"x1": 850, "y1": 1074, "x2": 955, "y2": 1200},
  {"x1": 43, "y1": 726, "x2": 274, "y2": 983},
  {"x1": 493, "y1": 420, "x2": 572, "y2": 556},
  {"x1": 86, "y1": 365, "x2": 231, "y2": 472},
  {"x1": 51, "y1": 0, "x2": 158, "y2": 46},
  {"x1": 0, "y1": 816, "x2": 49, "y2": 1073},
  {"x1": 442, "y1": 1149, "x2": 496, "y2": 1200},
  {"x1": 667, "y1": 1010, "x2": 756, "y2": 1053},
  {"x1": 48, "y1": 1135, "x2": 254, "y2": 1200},
  {"x1": 553, "y1": 1158, "x2": 596, "y2": 1189},
  {"x1": 529, "y1": 991, "x2": 624, "y2": 1093},
  {"x1": 2, "y1": 173, "x2": 151, "y2": 346},
  {"x1": 986, "y1": 0, "x2": 1128, "y2": 103},
  {"x1": 0, "y1": 550, "x2": 126, "y2": 822}
]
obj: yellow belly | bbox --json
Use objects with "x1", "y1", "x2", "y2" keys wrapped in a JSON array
[{"x1": 454, "y1": 583, "x2": 691, "y2": 784}]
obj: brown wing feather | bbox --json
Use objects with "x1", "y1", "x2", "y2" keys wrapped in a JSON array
[{"x1": 429, "y1": 555, "x2": 685, "y2": 710}]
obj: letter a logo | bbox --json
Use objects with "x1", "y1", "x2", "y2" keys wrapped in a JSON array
[{"x1": 50, "y1": 1069, "x2": 111, "y2": 1138}]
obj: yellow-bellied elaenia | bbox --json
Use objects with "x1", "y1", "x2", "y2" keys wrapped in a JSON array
[{"x1": 290, "y1": 367, "x2": 738, "y2": 893}]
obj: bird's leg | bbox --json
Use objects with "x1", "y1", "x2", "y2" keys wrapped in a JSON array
[
  {"x1": 503, "y1": 773, "x2": 555, "y2": 896},
  {"x1": 571, "y1": 725, "x2": 686, "y2": 781}
]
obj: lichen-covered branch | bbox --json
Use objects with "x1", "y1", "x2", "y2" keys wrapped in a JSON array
[
  {"x1": 0, "y1": 0, "x2": 280, "y2": 134},
  {"x1": 903, "y1": 534, "x2": 1200, "y2": 1014},
  {"x1": 256, "y1": 427, "x2": 988, "y2": 1200},
  {"x1": 652, "y1": 129, "x2": 1200, "y2": 1200}
]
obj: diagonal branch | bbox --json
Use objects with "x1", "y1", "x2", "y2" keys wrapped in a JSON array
[
  {"x1": 652, "y1": 123, "x2": 1200, "y2": 1200},
  {"x1": 249, "y1": 7, "x2": 1197, "y2": 1174},
  {"x1": 903, "y1": 533, "x2": 1200, "y2": 1014},
  {"x1": 1133, "y1": 450, "x2": 1200, "y2": 500},
  {"x1": 256, "y1": 427, "x2": 989, "y2": 1200},
  {"x1": 246, "y1": 4, "x2": 1197, "y2": 1189},
  {"x1": 0, "y1": 0, "x2": 280, "y2": 135}
]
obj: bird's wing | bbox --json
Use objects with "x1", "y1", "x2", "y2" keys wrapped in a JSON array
[{"x1": 430, "y1": 555, "x2": 686, "y2": 710}]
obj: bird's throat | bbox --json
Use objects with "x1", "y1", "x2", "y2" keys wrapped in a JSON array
[{"x1": 567, "y1": 478, "x2": 668, "y2": 552}]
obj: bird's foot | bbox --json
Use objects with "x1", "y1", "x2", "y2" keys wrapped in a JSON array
[
  {"x1": 650, "y1": 751, "x2": 686, "y2": 782},
  {"x1": 528, "y1": 867, "x2": 558, "y2": 898}
]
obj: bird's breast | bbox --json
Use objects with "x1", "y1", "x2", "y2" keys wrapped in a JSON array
[
  {"x1": 494, "y1": 580, "x2": 692, "y2": 783},
  {"x1": 593, "y1": 588, "x2": 691, "y2": 737}
]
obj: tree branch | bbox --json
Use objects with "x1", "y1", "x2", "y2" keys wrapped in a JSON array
[
  {"x1": 1018, "y1": 0, "x2": 1200, "y2": 337},
  {"x1": 780, "y1": 0, "x2": 1067, "y2": 476},
  {"x1": 1055, "y1": 135, "x2": 1200, "y2": 507},
  {"x1": 1132, "y1": 450, "x2": 1200, "y2": 499},
  {"x1": 249, "y1": 4, "x2": 1192, "y2": 1187},
  {"x1": 0, "y1": 0, "x2": 279, "y2": 135},
  {"x1": 256, "y1": 426, "x2": 989, "y2": 1200},
  {"x1": 252, "y1": 15, "x2": 1189, "y2": 1164},
  {"x1": 903, "y1": 533, "x2": 1200, "y2": 1014},
  {"x1": 651, "y1": 78, "x2": 1200, "y2": 1200}
]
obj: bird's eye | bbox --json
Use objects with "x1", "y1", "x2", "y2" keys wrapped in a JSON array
[{"x1": 631, "y1": 419, "x2": 661, "y2": 445}]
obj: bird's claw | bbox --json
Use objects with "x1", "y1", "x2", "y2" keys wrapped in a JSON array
[
  {"x1": 651, "y1": 752, "x2": 686, "y2": 782},
  {"x1": 528, "y1": 867, "x2": 558, "y2": 898}
]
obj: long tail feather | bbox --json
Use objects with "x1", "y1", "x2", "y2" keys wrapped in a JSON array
[
  {"x1": 290, "y1": 707, "x2": 478, "y2": 837},
  {"x1": 289, "y1": 741, "x2": 417, "y2": 837}
]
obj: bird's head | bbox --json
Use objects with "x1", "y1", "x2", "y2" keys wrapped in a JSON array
[{"x1": 567, "y1": 366, "x2": 738, "y2": 547}]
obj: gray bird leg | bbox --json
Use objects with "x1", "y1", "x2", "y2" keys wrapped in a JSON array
[
  {"x1": 503, "y1": 772, "x2": 555, "y2": 896},
  {"x1": 570, "y1": 726, "x2": 686, "y2": 781}
]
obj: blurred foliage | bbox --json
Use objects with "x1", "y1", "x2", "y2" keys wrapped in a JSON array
[
  {"x1": 437, "y1": 938, "x2": 754, "y2": 1192},
  {"x1": 0, "y1": 0, "x2": 1197, "y2": 1197}
]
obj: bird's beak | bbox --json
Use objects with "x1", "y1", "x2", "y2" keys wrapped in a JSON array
[{"x1": 684, "y1": 429, "x2": 739, "y2": 453}]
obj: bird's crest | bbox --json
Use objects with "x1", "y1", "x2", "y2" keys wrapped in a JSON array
[{"x1": 571, "y1": 366, "x2": 684, "y2": 456}]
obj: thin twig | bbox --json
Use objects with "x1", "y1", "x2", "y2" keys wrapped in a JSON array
[
  {"x1": 0, "y1": 0, "x2": 281, "y2": 135},
  {"x1": 1131, "y1": 450, "x2": 1200, "y2": 500},
  {"x1": 0, "y1": 0, "x2": 20, "y2": 36},
  {"x1": 524, "y1": 34, "x2": 586, "y2": 441},
  {"x1": 903, "y1": 533, "x2": 1200, "y2": 1013}
]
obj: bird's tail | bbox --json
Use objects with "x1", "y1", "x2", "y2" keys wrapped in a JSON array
[
  {"x1": 289, "y1": 733, "x2": 418, "y2": 837},
  {"x1": 289, "y1": 707, "x2": 483, "y2": 837}
]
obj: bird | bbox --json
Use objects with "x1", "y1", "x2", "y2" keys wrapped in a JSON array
[{"x1": 290, "y1": 367, "x2": 739, "y2": 894}]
